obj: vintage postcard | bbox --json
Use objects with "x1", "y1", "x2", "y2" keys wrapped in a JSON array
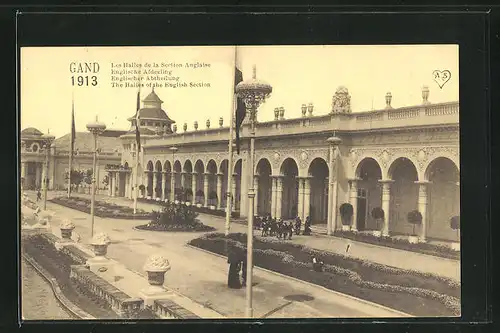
[{"x1": 20, "y1": 45, "x2": 460, "y2": 320}]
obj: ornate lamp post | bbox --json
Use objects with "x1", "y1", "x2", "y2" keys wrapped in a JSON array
[
  {"x1": 41, "y1": 133, "x2": 55, "y2": 210},
  {"x1": 235, "y1": 65, "x2": 272, "y2": 318},
  {"x1": 86, "y1": 116, "x2": 106, "y2": 238}
]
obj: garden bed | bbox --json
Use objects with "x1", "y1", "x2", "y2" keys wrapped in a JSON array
[
  {"x1": 334, "y1": 230, "x2": 460, "y2": 260},
  {"x1": 136, "y1": 202, "x2": 216, "y2": 232},
  {"x1": 50, "y1": 196, "x2": 151, "y2": 220},
  {"x1": 137, "y1": 197, "x2": 240, "y2": 218},
  {"x1": 189, "y1": 232, "x2": 461, "y2": 317}
]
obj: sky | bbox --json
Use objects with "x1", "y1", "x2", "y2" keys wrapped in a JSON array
[{"x1": 20, "y1": 45, "x2": 459, "y2": 139}]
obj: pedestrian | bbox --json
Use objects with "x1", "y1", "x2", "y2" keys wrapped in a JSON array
[
  {"x1": 287, "y1": 220, "x2": 293, "y2": 240},
  {"x1": 227, "y1": 246, "x2": 242, "y2": 289},
  {"x1": 294, "y1": 216, "x2": 302, "y2": 235},
  {"x1": 36, "y1": 189, "x2": 42, "y2": 202},
  {"x1": 303, "y1": 216, "x2": 312, "y2": 235},
  {"x1": 312, "y1": 256, "x2": 324, "y2": 272},
  {"x1": 239, "y1": 248, "x2": 247, "y2": 287}
]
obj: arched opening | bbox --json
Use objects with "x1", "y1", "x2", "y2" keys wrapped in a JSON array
[
  {"x1": 388, "y1": 157, "x2": 419, "y2": 236},
  {"x1": 355, "y1": 158, "x2": 383, "y2": 231},
  {"x1": 154, "y1": 161, "x2": 163, "y2": 198},
  {"x1": 183, "y1": 160, "x2": 194, "y2": 202},
  {"x1": 163, "y1": 161, "x2": 172, "y2": 200},
  {"x1": 219, "y1": 160, "x2": 229, "y2": 209},
  {"x1": 234, "y1": 159, "x2": 242, "y2": 211},
  {"x1": 173, "y1": 161, "x2": 182, "y2": 200},
  {"x1": 206, "y1": 159, "x2": 218, "y2": 207},
  {"x1": 146, "y1": 161, "x2": 154, "y2": 197},
  {"x1": 256, "y1": 158, "x2": 272, "y2": 216},
  {"x1": 426, "y1": 157, "x2": 460, "y2": 241},
  {"x1": 280, "y1": 158, "x2": 299, "y2": 219},
  {"x1": 194, "y1": 160, "x2": 205, "y2": 205},
  {"x1": 308, "y1": 158, "x2": 329, "y2": 224}
]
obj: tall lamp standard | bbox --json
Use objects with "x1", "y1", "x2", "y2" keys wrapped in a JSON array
[
  {"x1": 41, "y1": 133, "x2": 55, "y2": 210},
  {"x1": 235, "y1": 65, "x2": 272, "y2": 318},
  {"x1": 86, "y1": 116, "x2": 106, "y2": 238},
  {"x1": 170, "y1": 146, "x2": 178, "y2": 201}
]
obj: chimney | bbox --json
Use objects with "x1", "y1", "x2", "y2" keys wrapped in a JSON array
[{"x1": 385, "y1": 92, "x2": 393, "y2": 109}]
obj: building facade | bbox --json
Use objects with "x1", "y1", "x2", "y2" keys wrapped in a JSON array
[
  {"x1": 20, "y1": 128, "x2": 123, "y2": 192},
  {"x1": 112, "y1": 87, "x2": 460, "y2": 242}
]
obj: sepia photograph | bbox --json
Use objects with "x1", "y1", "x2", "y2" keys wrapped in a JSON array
[{"x1": 19, "y1": 45, "x2": 460, "y2": 320}]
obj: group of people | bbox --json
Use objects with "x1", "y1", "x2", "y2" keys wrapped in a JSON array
[{"x1": 253, "y1": 215, "x2": 313, "y2": 239}]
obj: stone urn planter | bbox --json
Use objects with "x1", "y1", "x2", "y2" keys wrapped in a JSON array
[
  {"x1": 408, "y1": 235, "x2": 419, "y2": 244},
  {"x1": 143, "y1": 254, "x2": 171, "y2": 286},
  {"x1": 372, "y1": 230, "x2": 382, "y2": 237},
  {"x1": 196, "y1": 203, "x2": 202, "y2": 208},
  {"x1": 174, "y1": 200, "x2": 180, "y2": 205},
  {"x1": 209, "y1": 205, "x2": 216, "y2": 210},
  {"x1": 59, "y1": 219, "x2": 76, "y2": 239},
  {"x1": 185, "y1": 201, "x2": 191, "y2": 207},
  {"x1": 90, "y1": 232, "x2": 111, "y2": 256}
]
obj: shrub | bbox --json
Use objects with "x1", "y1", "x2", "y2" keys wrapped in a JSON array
[
  {"x1": 407, "y1": 210, "x2": 423, "y2": 236},
  {"x1": 450, "y1": 216, "x2": 460, "y2": 240},
  {"x1": 339, "y1": 203, "x2": 353, "y2": 226},
  {"x1": 371, "y1": 207, "x2": 385, "y2": 230}
]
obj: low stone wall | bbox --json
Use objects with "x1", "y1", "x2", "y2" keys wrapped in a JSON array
[
  {"x1": 70, "y1": 265, "x2": 144, "y2": 318},
  {"x1": 152, "y1": 299, "x2": 201, "y2": 319}
]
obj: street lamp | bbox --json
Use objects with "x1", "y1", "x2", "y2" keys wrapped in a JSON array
[
  {"x1": 170, "y1": 146, "x2": 178, "y2": 201},
  {"x1": 86, "y1": 116, "x2": 106, "y2": 238},
  {"x1": 41, "y1": 133, "x2": 55, "y2": 210},
  {"x1": 235, "y1": 65, "x2": 272, "y2": 318}
]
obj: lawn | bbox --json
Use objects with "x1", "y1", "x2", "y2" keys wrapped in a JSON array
[
  {"x1": 50, "y1": 196, "x2": 151, "y2": 219},
  {"x1": 189, "y1": 232, "x2": 460, "y2": 317}
]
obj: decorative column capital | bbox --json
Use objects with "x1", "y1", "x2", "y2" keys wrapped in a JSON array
[
  {"x1": 378, "y1": 179, "x2": 395, "y2": 185},
  {"x1": 217, "y1": 173, "x2": 224, "y2": 178},
  {"x1": 414, "y1": 180, "x2": 432, "y2": 186}
]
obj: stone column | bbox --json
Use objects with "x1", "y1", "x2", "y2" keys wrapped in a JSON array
[
  {"x1": 415, "y1": 181, "x2": 430, "y2": 242},
  {"x1": 111, "y1": 173, "x2": 116, "y2": 197},
  {"x1": 379, "y1": 180, "x2": 394, "y2": 236},
  {"x1": 203, "y1": 173, "x2": 210, "y2": 207},
  {"x1": 36, "y1": 163, "x2": 41, "y2": 189},
  {"x1": 217, "y1": 173, "x2": 224, "y2": 209},
  {"x1": 116, "y1": 172, "x2": 121, "y2": 197},
  {"x1": 231, "y1": 173, "x2": 237, "y2": 212},
  {"x1": 296, "y1": 177, "x2": 304, "y2": 221},
  {"x1": 191, "y1": 172, "x2": 197, "y2": 203},
  {"x1": 161, "y1": 172, "x2": 166, "y2": 201},
  {"x1": 170, "y1": 172, "x2": 176, "y2": 201},
  {"x1": 303, "y1": 177, "x2": 311, "y2": 221},
  {"x1": 270, "y1": 177, "x2": 277, "y2": 218},
  {"x1": 108, "y1": 172, "x2": 113, "y2": 196},
  {"x1": 348, "y1": 178, "x2": 360, "y2": 231},
  {"x1": 253, "y1": 175, "x2": 259, "y2": 215},
  {"x1": 276, "y1": 176, "x2": 283, "y2": 219},
  {"x1": 152, "y1": 172, "x2": 158, "y2": 198}
]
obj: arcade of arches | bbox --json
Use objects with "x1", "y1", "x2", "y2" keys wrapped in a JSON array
[{"x1": 108, "y1": 155, "x2": 459, "y2": 242}]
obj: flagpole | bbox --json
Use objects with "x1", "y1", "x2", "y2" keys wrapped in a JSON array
[
  {"x1": 133, "y1": 87, "x2": 141, "y2": 215},
  {"x1": 225, "y1": 47, "x2": 237, "y2": 236},
  {"x1": 67, "y1": 91, "x2": 74, "y2": 198}
]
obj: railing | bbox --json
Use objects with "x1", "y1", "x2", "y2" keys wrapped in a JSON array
[
  {"x1": 152, "y1": 299, "x2": 201, "y2": 319},
  {"x1": 139, "y1": 102, "x2": 459, "y2": 148},
  {"x1": 70, "y1": 265, "x2": 144, "y2": 318}
]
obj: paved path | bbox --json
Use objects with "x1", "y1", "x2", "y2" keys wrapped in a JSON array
[
  {"x1": 26, "y1": 191, "x2": 411, "y2": 319},
  {"x1": 62, "y1": 191, "x2": 460, "y2": 282}
]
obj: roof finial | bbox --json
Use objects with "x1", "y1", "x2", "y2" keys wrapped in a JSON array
[
  {"x1": 252, "y1": 64, "x2": 257, "y2": 79},
  {"x1": 95, "y1": 114, "x2": 99, "y2": 122}
]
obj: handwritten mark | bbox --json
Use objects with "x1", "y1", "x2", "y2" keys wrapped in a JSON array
[{"x1": 432, "y1": 70, "x2": 451, "y2": 89}]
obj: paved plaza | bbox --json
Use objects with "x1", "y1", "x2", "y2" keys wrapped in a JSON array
[{"x1": 22, "y1": 190, "x2": 460, "y2": 318}]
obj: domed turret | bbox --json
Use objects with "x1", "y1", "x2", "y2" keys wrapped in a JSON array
[{"x1": 127, "y1": 88, "x2": 175, "y2": 135}]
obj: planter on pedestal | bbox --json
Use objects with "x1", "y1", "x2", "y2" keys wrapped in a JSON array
[
  {"x1": 450, "y1": 216, "x2": 460, "y2": 252},
  {"x1": 407, "y1": 210, "x2": 422, "y2": 245},
  {"x1": 371, "y1": 207, "x2": 385, "y2": 237},
  {"x1": 90, "y1": 232, "x2": 111, "y2": 256},
  {"x1": 144, "y1": 254, "x2": 171, "y2": 286},
  {"x1": 59, "y1": 219, "x2": 76, "y2": 240},
  {"x1": 339, "y1": 203, "x2": 353, "y2": 233}
]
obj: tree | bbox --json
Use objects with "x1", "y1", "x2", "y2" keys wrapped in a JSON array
[
  {"x1": 407, "y1": 210, "x2": 423, "y2": 236},
  {"x1": 339, "y1": 203, "x2": 354, "y2": 226},
  {"x1": 83, "y1": 169, "x2": 93, "y2": 194},
  {"x1": 450, "y1": 216, "x2": 460, "y2": 240},
  {"x1": 371, "y1": 207, "x2": 385, "y2": 231},
  {"x1": 102, "y1": 174, "x2": 109, "y2": 189},
  {"x1": 64, "y1": 169, "x2": 85, "y2": 191}
]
